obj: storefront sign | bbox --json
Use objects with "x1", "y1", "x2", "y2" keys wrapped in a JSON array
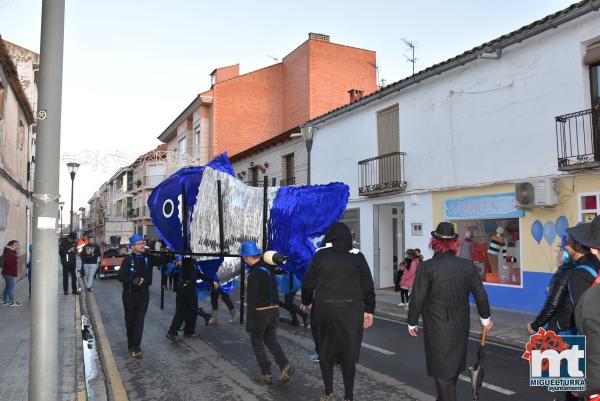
[{"x1": 445, "y1": 193, "x2": 524, "y2": 220}]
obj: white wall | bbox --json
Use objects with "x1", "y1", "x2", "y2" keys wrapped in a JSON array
[{"x1": 311, "y1": 12, "x2": 600, "y2": 193}]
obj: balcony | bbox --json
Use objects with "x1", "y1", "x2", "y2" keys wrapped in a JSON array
[
  {"x1": 556, "y1": 108, "x2": 600, "y2": 171},
  {"x1": 358, "y1": 151, "x2": 407, "y2": 196},
  {"x1": 134, "y1": 175, "x2": 165, "y2": 191},
  {"x1": 132, "y1": 206, "x2": 150, "y2": 219},
  {"x1": 280, "y1": 176, "x2": 296, "y2": 186}
]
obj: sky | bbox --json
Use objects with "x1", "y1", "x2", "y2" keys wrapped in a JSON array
[{"x1": 0, "y1": 0, "x2": 577, "y2": 213}]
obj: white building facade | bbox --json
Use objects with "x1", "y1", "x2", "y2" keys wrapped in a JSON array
[{"x1": 307, "y1": 2, "x2": 600, "y2": 312}]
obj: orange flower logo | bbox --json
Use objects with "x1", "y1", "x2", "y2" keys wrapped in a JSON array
[{"x1": 522, "y1": 328, "x2": 570, "y2": 372}]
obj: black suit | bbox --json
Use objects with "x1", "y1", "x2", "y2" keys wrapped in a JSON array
[{"x1": 408, "y1": 252, "x2": 490, "y2": 401}]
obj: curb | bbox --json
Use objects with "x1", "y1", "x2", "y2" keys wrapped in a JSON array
[
  {"x1": 86, "y1": 290, "x2": 130, "y2": 401},
  {"x1": 375, "y1": 309, "x2": 526, "y2": 351}
]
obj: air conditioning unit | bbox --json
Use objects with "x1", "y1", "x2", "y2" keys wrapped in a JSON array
[{"x1": 515, "y1": 179, "x2": 558, "y2": 208}]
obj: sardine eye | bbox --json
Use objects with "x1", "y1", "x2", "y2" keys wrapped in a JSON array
[{"x1": 163, "y1": 199, "x2": 174, "y2": 218}]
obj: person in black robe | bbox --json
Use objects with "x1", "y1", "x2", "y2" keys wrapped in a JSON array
[
  {"x1": 301, "y1": 222, "x2": 375, "y2": 401},
  {"x1": 407, "y1": 222, "x2": 493, "y2": 401}
]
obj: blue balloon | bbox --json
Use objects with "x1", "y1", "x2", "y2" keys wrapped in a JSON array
[
  {"x1": 531, "y1": 220, "x2": 544, "y2": 244},
  {"x1": 555, "y1": 216, "x2": 569, "y2": 238},
  {"x1": 544, "y1": 221, "x2": 556, "y2": 246}
]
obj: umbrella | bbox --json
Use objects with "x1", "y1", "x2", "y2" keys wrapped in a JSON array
[{"x1": 469, "y1": 326, "x2": 487, "y2": 400}]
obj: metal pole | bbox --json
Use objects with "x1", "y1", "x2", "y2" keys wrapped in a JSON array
[
  {"x1": 29, "y1": 1, "x2": 65, "y2": 400},
  {"x1": 59, "y1": 208, "x2": 63, "y2": 236},
  {"x1": 181, "y1": 184, "x2": 188, "y2": 253},
  {"x1": 262, "y1": 176, "x2": 268, "y2": 252},
  {"x1": 217, "y1": 180, "x2": 224, "y2": 254},
  {"x1": 69, "y1": 173, "x2": 75, "y2": 231},
  {"x1": 239, "y1": 257, "x2": 245, "y2": 324}
]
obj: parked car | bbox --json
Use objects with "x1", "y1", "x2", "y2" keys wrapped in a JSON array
[{"x1": 98, "y1": 244, "x2": 129, "y2": 279}]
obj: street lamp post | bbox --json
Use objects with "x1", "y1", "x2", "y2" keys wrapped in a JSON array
[
  {"x1": 66, "y1": 162, "x2": 79, "y2": 233},
  {"x1": 59, "y1": 202, "x2": 64, "y2": 236},
  {"x1": 300, "y1": 125, "x2": 316, "y2": 185}
]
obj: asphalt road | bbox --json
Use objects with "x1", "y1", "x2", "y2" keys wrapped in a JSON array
[{"x1": 91, "y1": 271, "x2": 555, "y2": 401}]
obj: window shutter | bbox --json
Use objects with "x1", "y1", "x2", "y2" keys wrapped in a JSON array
[{"x1": 584, "y1": 41, "x2": 600, "y2": 66}]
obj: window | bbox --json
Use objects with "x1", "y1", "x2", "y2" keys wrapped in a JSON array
[
  {"x1": 453, "y1": 219, "x2": 521, "y2": 286},
  {"x1": 178, "y1": 136, "x2": 187, "y2": 156},
  {"x1": 0, "y1": 82, "x2": 5, "y2": 120},
  {"x1": 585, "y1": 41, "x2": 600, "y2": 153},
  {"x1": 194, "y1": 127, "x2": 200, "y2": 159},
  {"x1": 282, "y1": 153, "x2": 295, "y2": 185},
  {"x1": 340, "y1": 208, "x2": 361, "y2": 247},
  {"x1": 579, "y1": 192, "x2": 600, "y2": 223},
  {"x1": 376, "y1": 104, "x2": 399, "y2": 156}
]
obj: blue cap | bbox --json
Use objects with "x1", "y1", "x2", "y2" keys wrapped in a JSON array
[
  {"x1": 175, "y1": 255, "x2": 183, "y2": 262},
  {"x1": 129, "y1": 234, "x2": 144, "y2": 245},
  {"x1": 240, "y1": 241, "x2": 262, "y2": 257}
]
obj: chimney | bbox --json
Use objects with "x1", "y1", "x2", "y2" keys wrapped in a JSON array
[
  {"x1": 348, "y1": 89, "x2": 364, "y2": 103},
  {"x1": 309, "y1": 33, "x2": 330, "y2": 42}
]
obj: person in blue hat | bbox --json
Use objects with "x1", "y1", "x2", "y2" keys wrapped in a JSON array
[
  {"x1": 241, "y1": 241, "x2": 294, "y2": 385},
  {"x1": 116, "y1": 234, "x2": 160, "y2": 359}
]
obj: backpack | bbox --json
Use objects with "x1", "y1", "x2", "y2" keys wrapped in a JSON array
[
  {"x1": 568, "y1": 265, "x2": 599, "y2": 307},
  {"x1": 574, "y1": 273, "x2": 600, "y2": 396}
]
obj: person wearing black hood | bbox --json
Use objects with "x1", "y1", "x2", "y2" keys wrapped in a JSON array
[
  {"x1": 59, "y1": 233, "x2": 79, "y2": 295},
  {"x1": 564, "y1": 226, "x2": 600, "y2": 308},
  {"x1": 301, "y1": 222, "x2": 375, "y2": 401}
]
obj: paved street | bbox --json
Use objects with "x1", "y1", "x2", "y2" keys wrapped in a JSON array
[{"x1": 91, "y1": 271, "x2": 552, "y2": 401}]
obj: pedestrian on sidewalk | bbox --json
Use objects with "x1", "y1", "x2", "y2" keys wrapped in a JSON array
[
  {"x1": 2, "y1": 240, "x2": 21, "y2": 306},
  {"x1": 117, "y1": 234, "x2": 158, "y2": 359},
  {"x1": 399, "y1": 249, "x2": 418, "y2": 308},
  {"x1": 407, "y1": 222, "x2": 492, "y2": 401},
  {"x1": 207, "y1": 277, "x2": 239, "y2": 324},
  {"x1": 59, "y1": 233, "x2": 79, "y2": 295},
  {"x1": 242, "y1": 241, "x2": 295, "y2": 386},
  {"x1": 565, "y1": 225, "x2": 600, "y2": 308},
  {"x1": 302, "y1": 222, "x2": 375, "y2": 401},
  {"x1": 80, "y1": 235, "x2": 102, "y2": 292},
  {"x1": 166, "y1": 257, "x2": 216, "y2": 342}
]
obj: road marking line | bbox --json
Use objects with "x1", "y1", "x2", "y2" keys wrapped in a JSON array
[
  {"x1": 361, "y1": 342, "x2": 396, "y2": 355},
  {"x1": 458, "y1": 374, "x2": 516, "y2": 395}
]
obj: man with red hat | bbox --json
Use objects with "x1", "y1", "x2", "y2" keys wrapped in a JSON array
[{"x1": 407, "y1": 222, "x2": 493, "y2": 401}]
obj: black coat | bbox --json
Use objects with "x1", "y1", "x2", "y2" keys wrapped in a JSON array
[
  {"x1": 530, "y1": 262, "x2": 576, "y2": 332},
  {"x1": 59, "y1": 238, "x2": 77, "y2": 267},
  {"x1": 575, "y1": 284, "x2": 600, "y2": 394},
  {"x1": 407, "y1": 252, "x2": 490, "y2": 378},
  {"x1": 301, "y1": 222, "x2": 375, "y2": 364}
]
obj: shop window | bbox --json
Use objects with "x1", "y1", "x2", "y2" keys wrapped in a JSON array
[
  {"x1": 453, "y1": 218, "x2": 521, "y2": 286},
  {"x1": 579, "y1": 192, "x2": 600, "y2": 223},
  {"x1": 340, "y1": 208, "x2": 360, "y2": 247}
]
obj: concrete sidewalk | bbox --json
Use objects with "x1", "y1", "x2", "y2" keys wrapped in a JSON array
[
  {"x1": 375, "y1": 288, "x2": 535, "y2": 349},
  {"x1": 0, "y1": 272, "x2": 81, "y2": 401}
]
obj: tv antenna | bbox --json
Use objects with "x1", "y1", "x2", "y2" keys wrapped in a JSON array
[
  {"x1": 266, "y1": 55, "x2": 279, "y2": 62},
  {"x1": 402, "y1": 38, "x2": 417, "y2": 76}
]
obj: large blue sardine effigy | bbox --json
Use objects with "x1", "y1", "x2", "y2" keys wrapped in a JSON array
[{"x1": 147, "y1": 153, "x2": 349, "y2": 284}]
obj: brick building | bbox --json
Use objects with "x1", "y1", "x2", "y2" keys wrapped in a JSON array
[{"x1": 158, "y1": 33, "x2": 377, "y2": 172}]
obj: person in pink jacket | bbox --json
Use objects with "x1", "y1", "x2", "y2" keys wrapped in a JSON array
[{"x1": 400, "y1": 249, "x2": 420, "y2": 310}]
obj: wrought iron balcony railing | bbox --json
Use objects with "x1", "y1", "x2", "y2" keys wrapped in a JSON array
[
  {"x1": 358, "y1": 151, "x2": 407, "y2": 196},
  {"x1": 556, "y1": 108, "x2": 600, "y2": 171}
]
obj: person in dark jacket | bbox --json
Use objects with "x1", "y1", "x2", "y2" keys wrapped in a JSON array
[
  {"x1": 166, "y1": 256, "x2": 216, "y2": 341},
  {"x1": 242, "y1": 241, "x2": 294, "y2": 386},
  {"x1": 528, "y1": 236, "x2": 577, "y2": 336},
  {"x1": 302, "y1": 222, "x2": 375, "y2": 401},
  {"x1": 2, "y1": 240, "x2": 21, "y2": 306},
  {"x1": 59, "y1": 233, "x2": 79, "y2": 295},
  {"x1": 565, "y1": 225, "x2": 600, "y2": 307},
  {"x1": 408, "y1": 222, "x2": 492, "y2": 401},
  {"x1": 117, "y1": 234, "x2": 158, "y2": 359}
]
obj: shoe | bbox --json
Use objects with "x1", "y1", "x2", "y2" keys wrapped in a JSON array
[
  {"x1": 398, "y1": 303, "x2": 405, "y2": 307},
  {"x1": 184, "y1": 331, "x2": 200, "y2": 338},
  {"x1": 87, "y1": 288, "x2": 93, "y2": 292},
  {"x1": 308, "y1": 352, "x2": 320, "y2": 362},
  {"x1": 320, "y1": 392, "x2": 335, "y2": 401},
  {"x1": 278, "y1": 365, "x2": 294, "y2": 384},
  {"x1": 1, "y1": 301, "x2": 8, "y2": 306},
  {"x1": 208, "y1": 314, "x2": 219, "y2": 325},
  {"x1": 203, "y1": 313, "x2": 211, "y2": 325},
  {"x1": 404, "y1": 304, "x2": 409, "y2": 310},
  {"x1": 290, "y1": 319, "x2": 300, "y2": 327},
  {"x1": 256, "y1": 373, "x2": 273, "y2": 385},
  {"x1": 132, "y1": 349, "x2": 143, "y2": 359},
  {"x1": 64, "y1": 291, "x2": 69, "y2": 295},
  {"x1": 72, "y1": 290, "x2": 80, "y2": 295},
  {"x1": 9, "y1": 302, "x2": 21, "y2": 307},
  {"x1": 302, "y1": 313, "x2": 310, "y2": 328},
  {"x1": 228, "y1": 309, "x2": 239, "y2": 323},
  {"x1": 166, "y1": 333, "x2": 181, "y2": 343}
]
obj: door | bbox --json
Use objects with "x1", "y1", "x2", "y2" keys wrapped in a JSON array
[{"x1": 376, "y1": 202, "x2": 405, "y2": 289}]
